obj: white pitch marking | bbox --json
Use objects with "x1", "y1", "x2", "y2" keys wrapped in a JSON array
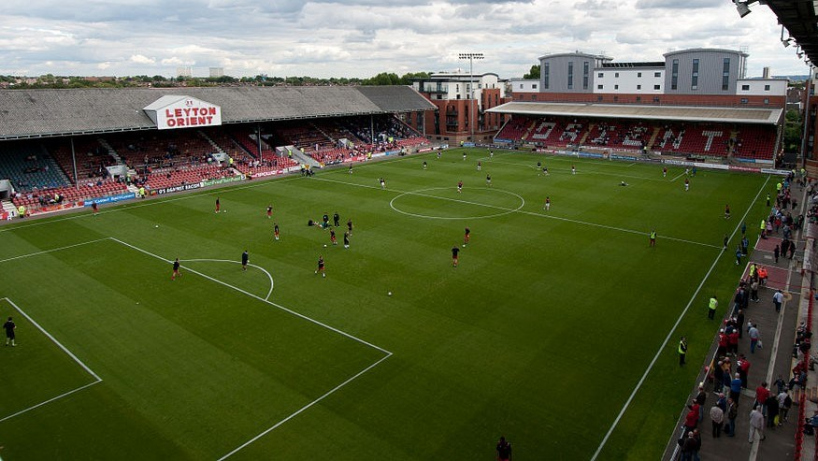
[
  {"x1": 0, "y1": 238, "x2": 110, "y2": 264},
  {"x1": 181, "y1": 258, "x2": 275, "y2": 300},
  {"x1": 590, "y1": 175, "x2": 770, "y2": 460},
  {"x1": 217, "y1": 351, "x2": 392, "y2": 461},
  {"x1": 0, "y1": 297, "x2": 102, "y2": 423},
  {"x1": 670, "y1": 171, "x2": 686, "y2": 182},
  {"x1": 315, "y1": 176, "x2": 719, "y2": 249},
  {"x1": 109, "y1": 238, "x2": 390, "y2": 355},
  {"x1": 389, "y1": 187, "x2": 526, "y2": 220}
]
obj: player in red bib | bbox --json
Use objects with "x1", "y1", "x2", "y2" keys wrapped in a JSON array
[
  {"x1": 267, "y1": 205, "x2": 273, "y2": 219},
  {"x1": 330, "y1": 228, "x2": 338, "y2": 245},
  {"x1": 457, "y1": 181, "x2": 463, "y2": 194},
  {"x1": 451, "y1": 246, "x2": 459, "y2": 267},
  {"x1": 274, "y1": 223, "x2": 280, "y2": 241},
  {"x1": 215, "y1": 197, "x2": 221, "y2": 213},
  {"x1": 463, "y1": 227, "x2": 470, "y2": 247}
]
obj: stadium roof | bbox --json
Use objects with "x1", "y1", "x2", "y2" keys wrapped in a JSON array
[
  {"x1": 765, "y1": 1, "x2": 818, "y2": 67},
  {"x1": 0, "y1": 86, "x2": 435, "y2": 141},
  {"x1": 486, "y1": 102, "x2": 783, "y2": 125}
]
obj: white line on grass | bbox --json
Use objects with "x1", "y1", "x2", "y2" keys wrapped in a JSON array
[
  {"x1": 216, "y1": 351, "x2": 392, "y2": 461},
  {"x1": 314, "y1": 176, "x2": 721, "y2": 249},
  {"x1": 110, "y1": 238, "x2": 390, "y2": 355},
  {"x1": 109, "y1": 237, "x2": 393, "y2": 458},
  {"x1": 590, "y1": 175, "x2": 770, "y2": 460},
  {"x1": 181, "y1": 258, "x2": 274, "y2": 300},
  {"x1": 0, "y1": 238, "x2": 110, "y2": 264},
  {"x1": 0, "y1": 297, "x2": 102, "y2": 423},
  {"x1": 670, "y1": 172, "x2": 686, "y2": 182}
]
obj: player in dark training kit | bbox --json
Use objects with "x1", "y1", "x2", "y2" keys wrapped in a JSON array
[
  {"x1": 451, "y1": 246, "x2": 460, "y2": 267},
  {"x1": 241, "y1": 250, "x2": 249, "y2": 271},
  {"x1": 4, "y1": 317, "x2": 16, "y2": 346},
  {"x1": 315, "y1": 256, "x2": 326, "y2": 277},
  {"x1": 172, "y1": 258, "x2": 181, "y2": 280}
]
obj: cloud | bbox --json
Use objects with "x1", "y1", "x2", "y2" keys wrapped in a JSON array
[
  {"x1": 0, "y1": 0, "x2": 808, "y2": 79},
  {"x1": 129, "y1": 54, "x2": 156, "y2": 65}
]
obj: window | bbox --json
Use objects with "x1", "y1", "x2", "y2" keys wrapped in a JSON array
[
  {"x1": 740, "y1": 98, "x2": 748, "y2": 104},
  {"x1": 653, "y1": 97, "x2": 660, "y2": 102},
  {"x1": 597, "y1": 84, "x2": 604, "y2": 90},
  {"x1": 764, "y1": 98, "x2": 770, "y2": 104},
  {"x1": 636, "y1": 96, "x2": 641, "y2": 102},
  {"x1": 691, "y1": 59, "x2": 699, "y2": 90},
  {"x1": 532, "y1": 84, "x2": 538, "y2": 89},
  {"x1": 519, "y1": 84, "x2": 523, "y2": 89},
  {"x1": 615, "y1": 72, "x2": 619, "y2": 78},
  {"x1": 741, "y1": 84, "x2": 750, "y2": 91},
  {"x1": 544, "y1": 63, "x2": 550, "y2": 90},
  {"x1": 654, "y1": 72, "x2": 661, "y2": 78},
  {"x1": 597, "y1": 96, "x2": 603, "y2": 102},
  {"x1": 654, "y1": 85, "x2": 661, "y2": 90},
  {"x1": 598, "y1": 72, "x2": 604, "y2": 78},
  {"x1": 583, "y1": 62, "x2": 590, "y2": 90},
  {"x1": 722, "y1": 58, "x2": 730, "y2": 91},
  {"x1": 637, "y1": 85, "x2": 642, "y2": 90},
  {"x1": 637, "y1": 72, "x2": 642, "y2": 78},
  {"x1": 671, "y1": 59, "x2": 679, "y2": 90},
  {"x1": 567, "y1": 62, "x2": 574, "y2": 90},
  {"x1": 764, "y1": 84, "x2": 770, "y2": 91},
  {"x1": 614, "y1": 84, "x2": 619, "y2": 90}
]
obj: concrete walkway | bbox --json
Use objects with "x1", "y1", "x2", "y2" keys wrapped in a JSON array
[{"x1": 664, "y1": 189, "x2": 813, "y2": 460}]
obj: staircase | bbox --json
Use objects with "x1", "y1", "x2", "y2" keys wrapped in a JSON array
[
  {"x1": 97, "y1": 137, "x2": 123, "y2": 165},
  {"x1": 2, "y1": 199, "x2": 18, "y2": 218},
  {"x1": 199, "y1": 130, "x2": 226, "y2": 155}
]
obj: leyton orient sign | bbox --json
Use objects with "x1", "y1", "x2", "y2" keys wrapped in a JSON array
[{"x1": 144, "y1": 95, "x2": 223, "y2": 130}]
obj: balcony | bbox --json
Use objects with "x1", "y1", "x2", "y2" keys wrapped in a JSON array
[{"x1": 421, "y1": 83, "x2": 449, "y2": 93}]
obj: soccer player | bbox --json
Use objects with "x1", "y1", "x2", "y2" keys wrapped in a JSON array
[
  {"x1": 486, "y1": 174, "x2": 491, "y2": 187},
  {"x1": 347, "y1": 218, "x2": 353, "y2": 235},
  {"x1": 241, "y1": 250, "x2": 249, "y2": 271},
  {"x1": 451, "y1": 246, "x2": 460, "y2": 267},
  {"x1": 172, "y1": 258, "x2": 181, "y2": 280},
  {"x1": 663, "y1": 167, "x2": 667, "y2": 177},
  {"x1": 4, "y1": 317, "x2": 15, "y2": 346},
  {"x1": 333, "y1": 212, "x2": 340, "y2": 227},
  {"x1": 477, "y1": 161, "x2": 482, "y2": 171},
  {"x1": 650, "y1": 229, "x2": 657, "y2": 247},
  {"x1": 496, "y1": 436, "x2": 512, "y2": 461},
  {"x1": 542, "y1": 166, "x2": 549, "y2": 176},
  {"x1": 544, "y1": 196, "x2": 551, "y2": 211},
  {"x1": 215, "y1": 197, "x2": 220, "y2": 213},
  {"x1": 423, "y1": 161, "x2": 427, "y2": 170},
  {"x1": 267, "y1": 205, "x2": 273, "y2": 219},
  {"x1": 571, "y1": 164, "x2": 576, "y2": 175},
  {"x1": 463, "y1": 227, "x2": 470, "y2": 247},
  {"x1": 379, "y1": 178, "x2": 386, "y2": 189},
  {"x1": 91, "y1": 202, "x2": 98, "y2": 215},
  {"x1": 316, "y1": 256, "x2": 326, "y2": 277},
  {"x1": 462, "y1": 152, "x2": 467, "y2": 161},
  {"x1": 684, "y1": 178, "x2": 690, "y2": 191},
  {"x1": 724, "y1": 204, "x2": 731, "y2": 219},
  {"x1": 348, "y1": 164, "x2": 353, "y2": 174},
  {"x1": 457, "y1": 181, "x2": 463, "y2": 194},
  {"x1": 330, "y1": 228, "x2": 338, "y2": 245},
  {"x1": 322, "y1": 213, "x2": 330, "y2": 228},
  {"x1": 489, "y1": 150, "x2": 494, "y2": 158},
  {"x1": 274, "y1": 223, "x2": 280, "y2": 241},
  {"x1": 343, "y1": 231, "x2": 350, "y2": 249}
]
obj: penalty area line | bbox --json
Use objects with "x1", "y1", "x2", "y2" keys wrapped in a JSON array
[
  {"x1": 217, "y1": 351, "x2": 392, "y2": 461},
  {"x1": 0, "y1": 297, "x2": 102, "y2": 423}
]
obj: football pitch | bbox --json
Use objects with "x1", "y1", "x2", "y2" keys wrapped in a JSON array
[{"x1": 0, "y1": 149, "x2": 772, "y2": 459}]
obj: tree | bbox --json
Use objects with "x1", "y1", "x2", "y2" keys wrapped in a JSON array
[
  {"x1": 783, "y1": 109, "x2": 803, "y2": 153},
  {"x1": 523, "y1": 64, "x2": 540, "y2": 80}
]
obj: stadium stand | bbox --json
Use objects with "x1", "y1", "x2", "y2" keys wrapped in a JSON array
[{"x1": 0, "y1": 141, "x2": 72, "y2": 191}]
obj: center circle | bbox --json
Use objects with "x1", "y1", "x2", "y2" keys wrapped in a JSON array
[{"x1": 389, "y1": 187, "x2": 526, "y2": 220}]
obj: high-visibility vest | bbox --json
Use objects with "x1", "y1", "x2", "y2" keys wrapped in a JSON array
[{"x1": 709, "y1": 298, "x2": 718, "y2": 310}]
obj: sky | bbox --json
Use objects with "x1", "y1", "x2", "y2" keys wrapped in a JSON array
[{"x1": 0, "y1": 0, "x2": 810, "y2": 80}]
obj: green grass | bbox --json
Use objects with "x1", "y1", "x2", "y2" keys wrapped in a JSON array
[{"x1": 0, "y1": 149, "x2": 772, "y2": 459}]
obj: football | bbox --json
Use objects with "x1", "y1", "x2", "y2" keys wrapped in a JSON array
[
  {"x1": 388, "y1": 291, "x2": 392, "y2": 296},
  {"x1": 324, "y1": 244, "x2": 328, "y2": 247}
]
